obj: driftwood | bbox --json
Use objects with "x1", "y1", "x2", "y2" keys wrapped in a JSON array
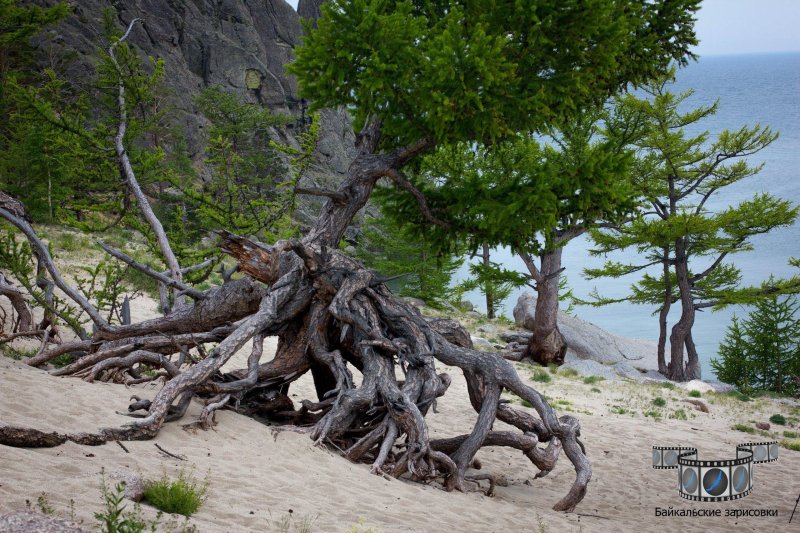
[{"x1": 0, "y1": 110, "x2": 591, "y2": 511}]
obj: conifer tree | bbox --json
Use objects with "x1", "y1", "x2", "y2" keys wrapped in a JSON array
[
  {"x1": 586, "y1": 74, "x2": 799, "y2": 380},
  {"x1": 712, "y1": 294, "x2": 800, "y2": 396}
]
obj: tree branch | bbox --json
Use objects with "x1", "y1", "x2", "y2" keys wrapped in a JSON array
[
  {"x1": 383, "y1": 168, "x2": 451, "y2": 229},
  {"x1": 294, "y1": 186, "x2": 348, "y2": 204},
  {"x1": 0, "y1": 206, "x2": 109, "y2": 331},
  {"x1": 96, "y1": 241, "x2": 206, "y2": 300}
]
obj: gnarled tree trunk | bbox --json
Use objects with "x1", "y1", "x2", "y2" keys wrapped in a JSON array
[
  {"x1": 519, "y1": 248, "x2": 567, "y2": 366},
  {"x1": 0, "y1": 119, "x2": 592, "y2": 513}
]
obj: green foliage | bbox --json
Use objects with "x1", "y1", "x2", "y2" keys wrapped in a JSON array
[
  {"x1": 165, "y1": 86, "x2": 298, "y2": 246},
  {"x1": 590, "y1": 387, "x2": 601, "y2": 394},
  {"x1": 711, "y1": 295, "x2": 800, "y2": 396},
  {"x1": 780, "y1": 440, "x2": 800, "y2": 452},
  {"x1": 784, "y1": 431, "x2": 799, "y2": 439},
  {"x1": 95, "y1": 474, "x2": 151, "y2": 533},
  {"x1": 454, "y1": 256, "x2": 526, "y2": 317},
  {"x1": 291, "y1": 0, "x2": 699, "y2": 149},
  {"x1": 670, "y1": 409, "x2": 688, "y2": 420},
  {"x1": 585, "y1": 74, "x2": 800, "y2": 375},
  {"x1": 732, "y1": 423, "x2": 756, "y2": 434},
  {"x1": 559, "y1": 368, "x2": 579, "y2": 378},
  {"x1": 652, "y1": 396, "x2": 667, "y2": 407},
  {"x1": 769, "y1": 414, "x2": 786, "y2": 425},
  {"x1": 531, "y1": 367, "x2": 552, "y2": 383},
  {"x1": 661, "y1": 381, "x2": 677, "y2": 390},
  {"x1": 582, "y1": 376, "x2": 604, "y2": 385},
  {"x1": 356, "y1": 211, "x2": 463, "y2": 306},
  {"x1": 143, "y1": 471, "x2": 207, "y2": 517},
  {"x1": 688, "y1": 390, "x2": 701, "y2": 398},
  {"x1": 1, "y1": 345, "x2": 36, "y2": 360}
]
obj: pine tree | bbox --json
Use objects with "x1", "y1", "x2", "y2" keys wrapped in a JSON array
[
  {"x1": 586, "y1": 74, "x2": 800, "y2": 381},
  {"x1": 711, "y1": 294, "x2": 800, "y2": 396}
]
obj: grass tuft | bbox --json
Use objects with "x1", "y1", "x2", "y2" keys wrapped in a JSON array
[
  {"x1": 652, "y1": 396, "x2": 666, "y2": 407},
  {"x1": 688, "y1": 390, "x2": 701, "y2": 398},
  {"x1": 143, "y1": 470, "x2": 207, "y2": 517},
  {"x1": 732, "y1": 423, "x2": 756, "y2": 434},
  {"x1": 780, "y1": 440, "x2": 800, "y2": 452},
  {"x1": 531, "y1": 368, "x2": 552, "y2": 383},
  {"x1": 769, "y1": 414, "x2": 786, "y2": 425},
  {"x1": 582, "y1": 375, "x2": 604, "y2": 385}
]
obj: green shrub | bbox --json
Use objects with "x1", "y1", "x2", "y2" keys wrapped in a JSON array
[
  {"x1": 559, "y1": 368, "x2": 579, "y2": 378},
  {"x1": 661, "y1": 381, "x2": 677, "y2": 390},
  {"x1": 780, "y1": 440, "x2": 800, "y2": 452},
  {"x1": 688, "y1": 390, "x2": 701, "y2": 398},
  {"x1": 726, "y1": 390, "x2": 752, "y2": 402},
  {"x1": 652, "y1": 397, "x2": 666, "y2": 407},
  {"x1": 143, "y1": 471, "x2": 207, "y2": 517},
  {"x1": 610, "y1": 405, "x2": 627, "y2": 415},
  {"x1": 670, "y1": 409, "x2": 688, "y2": 420},
  {"x1": 783, "y1": 431, "x2": 799, "y2": 439},
  {"x1": 644, "y1": 410, "x2": 661, "y2": 420},
  {"x1": 732, "y1": 423, "x2": 756, "y2": 434},
  {"x1": 582, "y1": 375, "x2": 604, "y2": 385},
  {"x1": 590, "y1": 387, "x2": 601, "y2": 393},
  {"x1": 531, "y1": 368, "x2": 552, "y2": 383},
  {"x1": 769, "y1": 414, "x2": 786, "y2": 425},
  {"x1": 548, "y1": 363, "x2": 559, "y2": 374},
  {"x1": 1, "y1": 346, "x2": 37, "y2": 360}
]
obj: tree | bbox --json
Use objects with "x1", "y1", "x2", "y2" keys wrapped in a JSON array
[
  {"x1": 586, "y1": 75, "x2": 799, "y2": 381},
  {"x1": 391, "y1": 109, "x2": 638, "y2": 364},
  {"x1": 356, "y1": 210, "x2": 463, "y2": 306},
  {"x1": 711, "y1": 293, "x2": 800, "y2": 396},
  {"x1": 1, "y1": 1, "x2": 701, "y2": 513}
]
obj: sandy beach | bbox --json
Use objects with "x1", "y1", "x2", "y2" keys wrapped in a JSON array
[{"x1": 2, "y1": 327, "x2": 799, "y2": 532}]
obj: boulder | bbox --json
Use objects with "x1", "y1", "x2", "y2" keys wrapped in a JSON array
[
  {"x1": 0, "y1": 511, "x2": 85, "y2": 533},
  {"x1": 756, "y1": 422, "x2": 770, "y2": 431},
  {"x1": 109, "y1": 468, "x2": 146, "y2": 502},
  {"x1": 470, "y1": 337, "x2": 494, "y2": 350},
  {"x1": 401, "y1": 297, "x2": 427, "y2": 308},
  {"x1": 680, "y1": 379, "x2": 734, "y2": 394},
  {"x1": 499, "y1": 331, "x2": 532, "y2": 344},
  {"x1": 476, "y1": 324, "x2": 496, "y2": 334},
  {"x1": 513, "y1": 292, "x2": 659, "y2": 370},
  {"x1": 558, "y1": 359, "x2": 619, "y2": 382}
]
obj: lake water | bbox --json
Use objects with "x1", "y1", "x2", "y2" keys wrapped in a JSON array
[{"x1": 456, "y1": 53, "x2": 800, "y2": 379}]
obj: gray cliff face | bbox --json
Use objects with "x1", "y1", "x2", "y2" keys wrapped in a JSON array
[{"x1": 37, "y1": 0, "x2": 354, "y2": 227}]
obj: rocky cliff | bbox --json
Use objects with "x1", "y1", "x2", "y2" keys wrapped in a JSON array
[{"x1": 35, "y1": 0, "x2": 355, "y2": 228}]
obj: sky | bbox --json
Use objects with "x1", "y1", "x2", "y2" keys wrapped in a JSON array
[
  {"x1": 284, "y1": 0, "x2": 800, "y2": 57},
  {"x1": 692, "y1": 0, "x2": 800, "y2": 56}
]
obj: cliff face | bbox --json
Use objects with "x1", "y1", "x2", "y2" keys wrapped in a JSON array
[{"x1": 37, "y1": 0, "x2": 354, "y2": 226}]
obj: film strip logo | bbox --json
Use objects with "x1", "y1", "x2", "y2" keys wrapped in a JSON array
[{"x1": 652, "y1": 442, "x2": 778, "y2": 502}]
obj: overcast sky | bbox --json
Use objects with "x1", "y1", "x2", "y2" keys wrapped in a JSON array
[{"x1": 284, "y1": 1, "x2": 800, "y2": 57}]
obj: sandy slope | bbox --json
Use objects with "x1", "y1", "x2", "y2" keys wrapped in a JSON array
[{"x1": 2, "y1": 338, "x2": 800, "y2": 533}]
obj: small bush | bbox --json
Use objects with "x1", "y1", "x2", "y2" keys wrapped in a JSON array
[
  {"x1": 610, "y1": 405, "x2": 627, "y2": 415},
  {"x1": 780, "y1": 440, "x2": 800, "y2": 452},
  {"x1": 769, "y1": 414, "x2": 786, "y2": 425},
  {"x1": 531, "y1": 368, "x2": 552, "y2": 383},
  {"x1": 1, "y1": 346, "x2": 37, "y2": 360},
  {"x1": 582, "y1": 375, "x2": 604, "y2": 385},
  {"x1": 727, "y1": 390, "x2": 752, "y2": 402},
  {"x1": 670, "y1": 409, "x2": 688, "y2": 420},
  {"x1": 652, "y1": 397, "x2": 667, "y2": 407},
  {"x1": 590, "y1": 387, "x2": 601, "y2": 394},
  {"x1": 547, "y1": 363, "x2": 559, "y2": 374},
  {"x1": 143, "y1": 471, "x2": 207, "y2": 517},
  {"x1": 643, "y1": 410, "x2": 661, "y2": 420},
  {"x1": 661, "y1": 381, "x2": 677, "y2": 390},
  {"x1": 688, "y1": 390, "x2": 701, "y2": 398},
  {"x1": 783, "y1": 431, "x2": 799, "y2": 439},
  {"x1": 559, "y1": 368, "x2": 579, "y2": 378},
  {"x1": 732, "y1": 423, "x2": 757, "y2": 434}
]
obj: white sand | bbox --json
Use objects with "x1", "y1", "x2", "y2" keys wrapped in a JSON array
[{"x1": 2, "y1": 342, "x2": 799, "y2": 532}]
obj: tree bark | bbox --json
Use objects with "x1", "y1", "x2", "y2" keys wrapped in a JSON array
[
  {"x1": 522, "y1": 248, "x2": 567, "y2": 366},
  {"x1": 667, "y1": 237, "x2": 696, "y2": 381},
  {"x1": 481, "y1": 244, "x2": 495, "y2": 319},
  {"x1": 657, "y1": 247, "x2": 671, "y2": 375}
]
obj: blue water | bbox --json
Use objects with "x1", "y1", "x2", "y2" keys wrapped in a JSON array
[{"x1": 457, "y1": 53, "x2": 800, "y2": 379}]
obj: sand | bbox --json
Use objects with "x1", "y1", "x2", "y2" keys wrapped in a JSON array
[{"x1": 2, "y1": 284, "x2": 800, "y2": 532}]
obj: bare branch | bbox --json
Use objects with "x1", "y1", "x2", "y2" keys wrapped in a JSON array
[
  {"x1": 0, "y1": 207, "x2": 109, "y2": 330},
  {"x1": 97, "y1": 240, "x2": 206, "y2": 300},
  {"x1": 294, "y1": 186, "x2": 348, "y2": 204}
]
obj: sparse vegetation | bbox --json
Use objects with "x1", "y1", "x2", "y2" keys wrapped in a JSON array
[
  {"x1": 559, "y1": 368, "x2": 579, "y2": 378},
  {"x1": 780, "y1": 440, "x2": 800, "y2": 452},
  {"x1": 783, "y1": 431, "x2": 799, "y2": 438},
  {"x1": 688, "y1": 390, "x2": 701, "y2": 398},
  {"x1": 143, "y1": 470, "x2": 207, "y2": 517},
  {"x1": 732, "y1": 423, "x2": 757, "y2": 434},
  {"x1": 590, "y1": 387, "x2": 601, "y2": 394},
  {"x1": 582, "y1": 376, "x2": 604, "y2": 385},
  {"x1": 643, "y1": 410, "x2": 661, "y2": 420},
  {"x1": 531, "y1": 368, "x2": 552, "y2": 383},
  {"x1": 670, "y1": 409, "x2": 688, "y2": 420},
  {"x1": 652, "y1": 397, "x2": 667, "y2": 407},
  {"x1": 769, "y1": 414, "x2": 786, "y2": 425}
]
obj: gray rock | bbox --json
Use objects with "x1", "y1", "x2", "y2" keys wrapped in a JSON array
[
  {"x1": 476, "y1": 324, "x2": 496, "y2": 334},
  {"x1": 36, "y1": 0, "x2": 357, "y2": 227},
  {"x1": 458, "y1": 300, "x2": 475, "y2": 312},
  {"x1": 559, "y1": 359, "x2": 619, "y2": 381},
  {"x1": 470, "y1": 336, "x2": 494, "y2": 350},
  {"x1": 513, "y1": 292, "x2": 660, "y2": 370},
  {"x1": 401, "y1": 297, "x2": 427, "y2": 308},
  {"x1": 0, "y1": 511, "x2": 85, "y2": 533},
  {"x1": 109, "y1": 468, "x2": 146, "y2": 502},
  {"x1": 680, "y1": 379, "x2": 734, "y2": 394},
  {"x1": 499, "y1": 331, "x2": 532, "y2": 343}
]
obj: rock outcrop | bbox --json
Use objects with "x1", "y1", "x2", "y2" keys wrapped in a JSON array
[
  {"x1": 513, "y1": 292, "x2": 659, "y2": 370},
  {"x1": 34, "y1": 0, "x2": 355, "y2": 228}
]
